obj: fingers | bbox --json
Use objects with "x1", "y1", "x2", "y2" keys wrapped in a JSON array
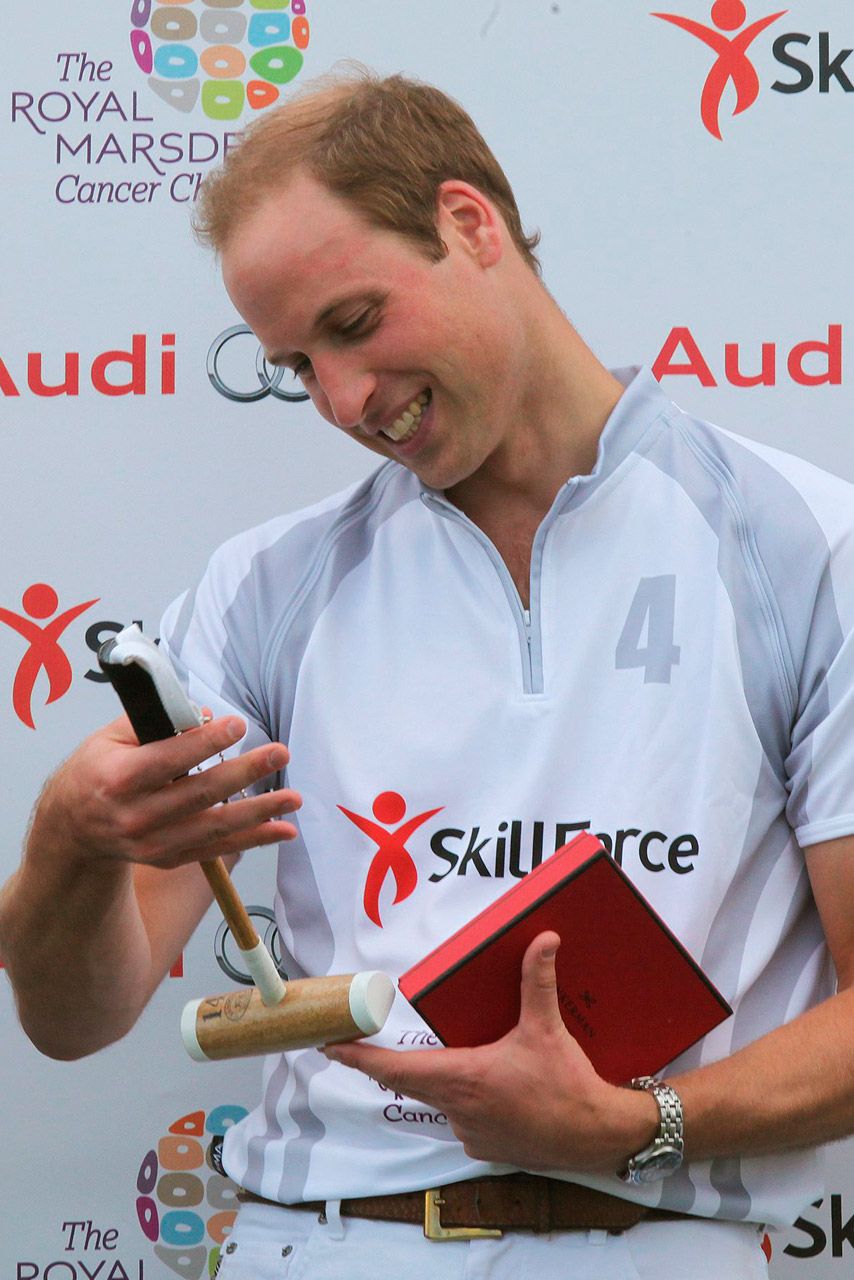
[
  {"x1": 323, "y1": 1042, "x2": 467, "y2": 1113},
  {"x1": 103, "y1": 762, "x2": 302, "y2": 870},
  {"x1": 517, "y1": 931, "x2": 564, "y2": 1035},
  {"x1": 146, "y1": 801, "x2": 302, "y2": 870},
  {"x1": 134, "y1": 744, "x2": 292, "y2": 827},
  {"x1": 57, "y1": 715, "x2": 301, "y2": 871},
  {"x1": 102, "y1": 711, "x2": 296, "y2": 825},
  {"x1": 110, "y1": 715, "x2": 257, "y2": 791},
  {"x1": 128, "y1": 734, "x2": 299, "y2": 867}
]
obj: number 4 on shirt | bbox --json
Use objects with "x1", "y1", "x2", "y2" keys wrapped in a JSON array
[{"x1": 615, "y1": 575, "x2": 681, "y2": 685}]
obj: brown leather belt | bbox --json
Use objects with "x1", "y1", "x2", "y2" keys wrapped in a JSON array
[{"x1": 238, "y1": 1172, "x2": 686, "y2": 1238}]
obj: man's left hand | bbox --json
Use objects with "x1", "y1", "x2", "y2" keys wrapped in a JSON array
[{"x1": 323, "y1": 932, "x2": 654, "y2": 1173}]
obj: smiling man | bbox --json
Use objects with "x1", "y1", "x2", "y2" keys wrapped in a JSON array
[{"x1": 4, "y1": 69, "x2": 854, "y2": 1280}]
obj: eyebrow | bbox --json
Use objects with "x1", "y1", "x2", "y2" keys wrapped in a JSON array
[{"x1": 266, "y1": 290, "x2": 386, "y2": 367}]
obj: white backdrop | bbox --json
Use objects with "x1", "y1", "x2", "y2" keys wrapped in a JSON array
[{"x1": 2, "y1": 2, "x2": 852, "y2": 1275}]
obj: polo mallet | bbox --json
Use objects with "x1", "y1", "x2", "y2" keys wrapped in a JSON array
[{"x1": 98, "y1": 625, "x2": 394, "y2": 1061}]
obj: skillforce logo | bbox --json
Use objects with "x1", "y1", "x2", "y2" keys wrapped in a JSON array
[
  {"x1": 0, "y1": 589, "x2": 158, "y2": 730},
  {"x1": 652, "y1": 1, "x2": 786, "y2": 139},
  {"x1": 340, "y1": 791, "x2": 702, "y2": 928},
  {"x1": 653, "y1": 2, "x2": 854, "y2": 138},
  {"x1": 0, "y1": 584, "x2": 99, "y2": 730},
  {"x1": 339, "y1": 791, "x2": 444, "y2": 927},
  {"x1": 129, "y1": 0, "x2": 311, "y2": 121}
]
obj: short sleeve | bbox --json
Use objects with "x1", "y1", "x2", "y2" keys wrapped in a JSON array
[{"x1": 786, "y1": 515, "x2": 854, "y2": 847}]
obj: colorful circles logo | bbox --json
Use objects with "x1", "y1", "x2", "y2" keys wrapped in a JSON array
[
  {"x1": 136, "y1": 1104, "x2": 248, "y2": 1278},
  {"x1": 129, "y1": 1, "x2": 311, "y2": 121}
]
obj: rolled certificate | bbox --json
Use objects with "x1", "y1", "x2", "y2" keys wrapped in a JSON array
[{"x1": 181, "y1": 971, "x2": 395, "y2": 1062}]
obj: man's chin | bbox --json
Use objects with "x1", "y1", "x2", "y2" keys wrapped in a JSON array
[{"x1": 347, "y1": 429, "x2": 473, "y2": 494}]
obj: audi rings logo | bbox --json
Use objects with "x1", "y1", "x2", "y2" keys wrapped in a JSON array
[
  {"x1": 214, "y1": 905, "x2": 289, "y2": 985},
  {"x1": 207, "y1": 323, "x2": 309, "y2": 404}
]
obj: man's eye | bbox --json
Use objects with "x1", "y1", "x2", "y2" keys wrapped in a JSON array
[{"x1": 339, "y1": 309, "x2": 379, "y2": 339}]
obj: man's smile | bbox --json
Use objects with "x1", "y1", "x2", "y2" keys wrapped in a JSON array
[{"x1": 374, "y1": 388, "x2": 432, "y2": 444}]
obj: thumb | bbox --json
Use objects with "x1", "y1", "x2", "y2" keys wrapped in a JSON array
[{"x1": 517, "y1": 930, "x2": 563, "y2": 1033}]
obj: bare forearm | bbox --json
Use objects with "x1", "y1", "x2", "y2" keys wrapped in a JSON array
[
  {"x1": 549, "y1": 986, "x2": 854, "y2": 1174},
  {"x1": 0, "y1": 824, "x2": 158, "y2": 1059},
  {"x1": 667, "y1": 835, "x2": 854, "y2": 1166},
  {"x1": 671, "y1": 985, "x2": 854, "y2": 1163},
  {"x1": 570, "y1": 986, "x2": 854, "y2": 1177}
]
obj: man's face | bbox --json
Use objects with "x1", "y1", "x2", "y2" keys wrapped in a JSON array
[{"x1": 221, "y1": 171, "x2": 519, "y2": 492}]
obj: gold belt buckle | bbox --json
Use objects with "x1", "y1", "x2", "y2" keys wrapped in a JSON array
[{"x1": 423, "y1": 1188, "x2": 503, "y2": 1241}]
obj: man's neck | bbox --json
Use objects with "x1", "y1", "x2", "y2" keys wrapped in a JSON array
[
  {"x1": 444, "y1": 309, "x2": 625, "y2": 607},
  {"x1": 448, "y1": 320, "x2": 624, "y2": 530}
]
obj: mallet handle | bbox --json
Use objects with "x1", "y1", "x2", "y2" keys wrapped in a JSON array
[
  {"x1": 200, "y1": 858, "x2": 287, "y2": 1006},
  {"x1": 200, "y1": 858, "x2": 259, "y2": 950}
]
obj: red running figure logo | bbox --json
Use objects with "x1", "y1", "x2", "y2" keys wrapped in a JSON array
[
  {"x1": 338, "y1": 790, "x2": 443, "y2": 927},
  {"x1": 0, "y1": 582, "x2": 98, "y2": 728},
  {"x1": 652, "y1": 0, "x2": 787, "y2": 139}
]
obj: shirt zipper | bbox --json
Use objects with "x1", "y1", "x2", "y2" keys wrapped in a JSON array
[{"x1": 420, "y1": 493, "x2": 545, "y2": 695}]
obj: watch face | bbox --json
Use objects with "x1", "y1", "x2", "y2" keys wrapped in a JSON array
[{"x1": 632, "y1": 1145, "x2": 684, "y2": 1185}]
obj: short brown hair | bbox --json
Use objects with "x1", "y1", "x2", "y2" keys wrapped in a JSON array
[{"x1": 194, "y1": 67, "x2": 541, "y2": 273}]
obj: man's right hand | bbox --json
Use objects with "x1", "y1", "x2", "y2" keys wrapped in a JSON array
[
  {"x1": 0, "y1": 713, "x2": 301, "y2": 1058},
  {"x1": 30, "y1": 713, "x2": 301, "y2": 873}
]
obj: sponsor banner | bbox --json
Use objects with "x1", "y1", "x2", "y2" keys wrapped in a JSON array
[
  {"x1": 766, "y1": 1179, "x2": 854, "y2": 1272},
  {"x1": 10, "y1": 1, "x2": 313, "y2": 208},
  {"x1": 652, "y1": 324, "x2": 844, "y2": 388},
  {"x1": 0, "y1": 584, "x2": 160, "y2": 731},
  {"x1": 206, "y1": 324, "x2": 308, "y2": 404},
  {"x1": 781, "y1": 1195, "x2": 854, "y2": 1265}
]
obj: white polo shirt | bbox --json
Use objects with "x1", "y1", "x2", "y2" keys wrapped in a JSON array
[{"x1": 161, "y1": 367, "x2": 854, "y2": 1227}]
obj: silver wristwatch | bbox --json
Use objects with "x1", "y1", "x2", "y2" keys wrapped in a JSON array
[{"x1": 617, "y1": 1076, "x2": 684, "y2": 1185}]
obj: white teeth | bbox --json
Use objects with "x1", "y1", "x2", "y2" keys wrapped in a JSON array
[{"x1": 382, "y1": 389, "x2": 431, "y2": 443}]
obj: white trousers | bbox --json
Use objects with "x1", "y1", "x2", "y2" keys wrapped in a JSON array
[{"x1": 215, "y1": 1200, "x2": 772, "y2": 1280}]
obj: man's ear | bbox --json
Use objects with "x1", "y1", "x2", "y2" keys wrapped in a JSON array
[{"x1": 435, "y1": 181, "x2": 503, "y2": 266}]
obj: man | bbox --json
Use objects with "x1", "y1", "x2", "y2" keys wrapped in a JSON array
[{"x1": 3, "y1": 69, "x2": 854, "y2": 1279}]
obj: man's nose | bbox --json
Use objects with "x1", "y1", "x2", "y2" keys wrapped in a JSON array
[{"x1": 312, "y1": 355, "x2": 377, "y2": 431}]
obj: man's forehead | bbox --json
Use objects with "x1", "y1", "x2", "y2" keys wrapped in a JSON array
[
  {"x1": 222, "y1": 214, "x2": 394, "y2": 367},
  {"x1": 222, "y1": 182, "x2": 383, "y2": 306}
]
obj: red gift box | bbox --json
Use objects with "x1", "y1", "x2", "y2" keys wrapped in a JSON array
[{"x1": 399, "y1": 833, "x2": 731, "y2": 1083}]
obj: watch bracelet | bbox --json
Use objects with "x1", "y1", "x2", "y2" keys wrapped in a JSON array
[{"x1": 632, "y1": 1075, "x2": 684, "y2": 1153}]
